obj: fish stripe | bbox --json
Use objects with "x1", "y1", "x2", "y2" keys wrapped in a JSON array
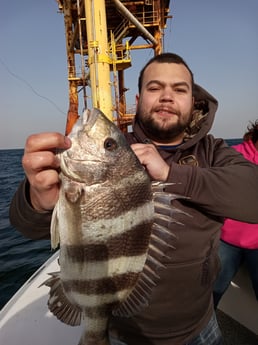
[
  {"x1": 79, "y1": 314, "x2": 108, "y2": 343},
  {"x1": 65, "y1": 288, "x2": 132, "y2": 308},
  {"x1": 60, "y1": 200, "x2": 154, "y2": 246},
  {"x1": 62, "y1": 271, "x2": 139, "y2": 295},
  {"x1": 60, "y1": 253, "x2": 147, "y2": 281},
  {"x1": 81, "y1": 306, "x2": 111, "y2": 319},
  {"x1": 79, "y1": 173, "x2": 152, "y2": 222},
  {"x1": 80, "y1": 202, "x2": 154, "y2": 244},
  {"x1": 61, "y1": 221, "x2": 152, "y2": 262}
]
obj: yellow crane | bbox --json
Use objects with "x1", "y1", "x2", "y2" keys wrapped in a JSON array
[{"x1": 56, "y1": 0, "x2": 171, "y2": 133}]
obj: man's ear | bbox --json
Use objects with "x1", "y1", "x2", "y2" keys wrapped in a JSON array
[{"x1": 135, "y1": 94, "x2": 139, "y2": 107}]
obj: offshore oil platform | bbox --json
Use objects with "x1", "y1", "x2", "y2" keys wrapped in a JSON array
[{"x1": 56, "y1": 0, "x2": 171, "y2": 133}]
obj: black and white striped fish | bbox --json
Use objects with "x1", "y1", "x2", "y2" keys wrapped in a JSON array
[{"x1": 43, "y1": 108, "x2": 185, "y2": 345}]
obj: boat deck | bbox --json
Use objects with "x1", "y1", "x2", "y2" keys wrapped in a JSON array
[{"x1": 217, "y1": 310, "x2": 258, "y2": 344}]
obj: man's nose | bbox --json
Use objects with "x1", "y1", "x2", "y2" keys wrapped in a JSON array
[{"x1": 159, "y1": 88, "x2": 174, "y2": 102}]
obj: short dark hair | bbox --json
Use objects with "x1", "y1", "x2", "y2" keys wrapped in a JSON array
[
  {"x1": 243, "y1": 120, "x2": 258, "y2": 144},
  {"x1": 138, "y1": 52, "x2": 194, "y2": 93}
]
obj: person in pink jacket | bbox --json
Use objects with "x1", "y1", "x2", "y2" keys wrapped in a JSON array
[{"x1": 213, "y1": 120, "x2": 258, "y2": 308}]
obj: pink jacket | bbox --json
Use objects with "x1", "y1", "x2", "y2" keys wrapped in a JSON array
[{"x1": 221, "y1": 140, "x2": 258, "y2": 249}]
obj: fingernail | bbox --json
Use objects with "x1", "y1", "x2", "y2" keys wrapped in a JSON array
[{"x1": 64, "y1": 136, "x2": 71, "y2": 147}]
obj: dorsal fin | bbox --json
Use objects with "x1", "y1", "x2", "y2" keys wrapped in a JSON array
[{"x1": 112, "y1": 182, "x2": 190, "y2": 317}]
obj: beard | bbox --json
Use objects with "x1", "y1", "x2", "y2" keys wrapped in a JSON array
[{"x1": 136, "y1": 106, "x2": 192, "y2": 144}]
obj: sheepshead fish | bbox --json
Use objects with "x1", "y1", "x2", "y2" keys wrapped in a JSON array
[{"x1": 43, "y1": 108, "x2": 184, "y2": 345}]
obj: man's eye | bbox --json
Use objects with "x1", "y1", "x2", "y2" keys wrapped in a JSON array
[{"x1": 148, "y1": 87, "x2": 159, "y2": 91}]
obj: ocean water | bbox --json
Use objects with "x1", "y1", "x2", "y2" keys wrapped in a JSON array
[
  {"x1": 0, "y1": 149, "x2": 52, "y2": 310},
  {"x1": 225, "y1": 138, "x2": 243, "y2": 147},
  {"x1": 0, "y1": 138, "x2": 242, "y2": 310}
]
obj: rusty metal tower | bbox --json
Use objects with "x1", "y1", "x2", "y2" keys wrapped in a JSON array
[{"x1": 56, "y1": 0, "x2": 171, "y2": 133}]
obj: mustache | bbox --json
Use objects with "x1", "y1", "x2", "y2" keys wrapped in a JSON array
[{"x1": 153, "y1": 106, "x2": 180, "y2": 115}]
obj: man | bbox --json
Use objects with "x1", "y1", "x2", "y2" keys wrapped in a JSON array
[{"x1": 9, "y1": 53, "x2": 258, "y2": 345}]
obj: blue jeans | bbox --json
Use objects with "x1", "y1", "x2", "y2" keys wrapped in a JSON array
[
  {"x1": 213, "y1": 240, "x2": 258, "y2": 308},
  {"x1": 110, "y1": 313, "x2": 223, "y2": 345},
  {"x1": 186, "y1": 313, "x2": 223, "y2": 345}
]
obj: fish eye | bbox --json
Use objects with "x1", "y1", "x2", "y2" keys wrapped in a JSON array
[{"x1": 104, "y1": 137, "x2": 118, "y2": 151}]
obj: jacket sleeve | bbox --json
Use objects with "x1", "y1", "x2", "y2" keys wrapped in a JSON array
[
  {"x1": 9, "y1": 179, "x2": 51, "y2": 240},
  {"x1": 165, "y1": 138, "x2": 258, "y2": 223}
]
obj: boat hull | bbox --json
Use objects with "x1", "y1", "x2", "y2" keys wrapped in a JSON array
[{"x1": 0, "y1": 251, "x2": 83, "y2": 345}]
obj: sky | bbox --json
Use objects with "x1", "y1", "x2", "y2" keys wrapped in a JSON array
[{"x1": 0, "y1": 0, "x2": 258, "y2": 149}]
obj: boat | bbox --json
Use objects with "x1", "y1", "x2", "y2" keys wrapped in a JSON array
[
  {"x1": 0, "y1": 251, "x2": 257, "y2": 344},
  {"x1": 0, "y1": 251, "x2": 84, "y2": 345}
]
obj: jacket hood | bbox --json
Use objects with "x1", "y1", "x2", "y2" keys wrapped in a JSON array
[{"x1": 132, "y1": 83, "x2": 218, "y2": 150}]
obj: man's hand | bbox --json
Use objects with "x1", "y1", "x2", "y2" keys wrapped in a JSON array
[
  {"x1": 22, "y1": 132, "x2": 71, "y2": 211},
  {"x1": 131, "y1": 143, "x2": 169, "y2": 181}
]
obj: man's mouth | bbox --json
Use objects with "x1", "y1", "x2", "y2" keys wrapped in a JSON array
[{"x1": 155, "y1": 107, "x2": 178, "y2": 116}]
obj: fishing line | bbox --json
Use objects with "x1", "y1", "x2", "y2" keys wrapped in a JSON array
[{"x1": 0, "y1": 57, "x2": 66, "y2": 116}]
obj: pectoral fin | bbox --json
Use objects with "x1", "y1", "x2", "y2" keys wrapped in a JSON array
[{"x1": 50, "y1": 204, "x2": 60, "y2": 249}]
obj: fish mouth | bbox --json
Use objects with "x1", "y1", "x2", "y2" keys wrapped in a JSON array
[
  {"x1": 59, "y1": 153, "x2": 101, "y2": 182},
  {"x1": 67, "y1": 108, "x2": 99, "y2": 139},
  {"x1": 59, "y1": 108, "x2": 104, "y2": 181},
  {"x1": 81, "y1": 108, "x2": 100, "y2": 128},
  {"x1": 59, "y1": 154, "x2": 84, "y2": 181}
]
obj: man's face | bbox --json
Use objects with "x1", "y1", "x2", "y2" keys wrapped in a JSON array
[{"x1": 136, "y1": 62, "x2": 194, "y2": 144}]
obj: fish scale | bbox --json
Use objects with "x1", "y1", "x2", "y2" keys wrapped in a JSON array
[{"x1": 43, "y1": 108, "x2": 186, "y2": 345}]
